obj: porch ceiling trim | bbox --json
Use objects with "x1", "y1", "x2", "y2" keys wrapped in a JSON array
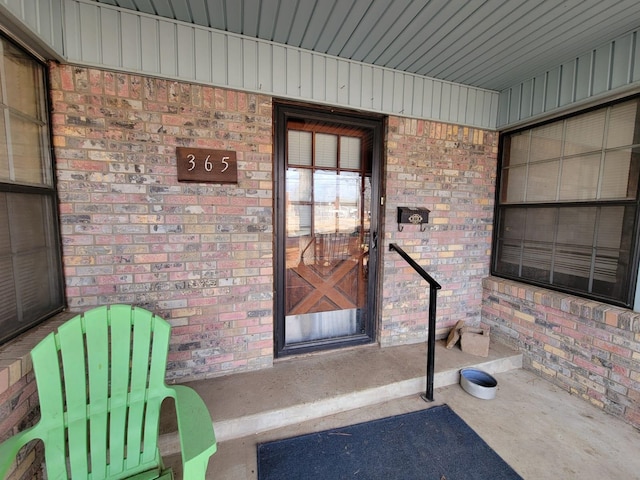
[{"x1": 61, "y1": 0, "x2": 499, "y2": 129}]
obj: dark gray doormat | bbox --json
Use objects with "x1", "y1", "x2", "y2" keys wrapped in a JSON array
[{"x1": 257, "y1": 404, "x2": 523, "y2": 479}]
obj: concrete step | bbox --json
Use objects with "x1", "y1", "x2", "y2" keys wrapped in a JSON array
[{"x1": 159, "y1": 340, "x2": 522, "y2": 454}]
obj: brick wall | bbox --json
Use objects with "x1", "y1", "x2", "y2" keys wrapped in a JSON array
[
  {"x1": 48, "y1": 64, "x2": 500, "y2": 376},
  {"x1": 1, "y1": 64, "x2": 499, "y2": 477},
  {"x1": 482, "y1": 276, "x2": 640, "y2": 428},
  {"x1": 49, "y1": 64, "x2": 274, "y2": 380},
  {"x1": 381, "y1": 117, "x2": 498, "y2": 345}
]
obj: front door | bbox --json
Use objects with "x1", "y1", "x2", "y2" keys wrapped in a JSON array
[{"x1": 274, "y1": 103, "x2": 382, "y2": 356}]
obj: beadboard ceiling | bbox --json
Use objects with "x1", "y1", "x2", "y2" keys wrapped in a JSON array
[{"x1": 89, "y1": 0, "x2": 640, "y2": 92}]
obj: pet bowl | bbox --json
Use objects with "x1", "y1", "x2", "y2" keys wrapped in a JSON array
[{"x1": 459, "y1": 368, "x2": 497, "y2": 400}]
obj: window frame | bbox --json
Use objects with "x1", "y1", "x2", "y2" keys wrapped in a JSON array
[
  {"x1": 0, "y1": 34, "x2": 65, "y2": 345},
  {"x1": 491, "y1": 96, "x2": 640, "y2": 308}
]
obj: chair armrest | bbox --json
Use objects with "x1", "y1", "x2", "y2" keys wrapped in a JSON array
[
  {"x1": 0, "y1": 426, "x2": 40, "y2": 479},
  {"x1": 171, "y1": 385, "x2": 217, "y2": 470}
]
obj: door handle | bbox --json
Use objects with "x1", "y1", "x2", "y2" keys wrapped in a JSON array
[{"x1": 371, "y1": 231, "x2": 377, "y2": 250}]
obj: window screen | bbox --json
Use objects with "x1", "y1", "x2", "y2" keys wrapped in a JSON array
[
  {"x1": 0, "y1": 36, "x2": 64, "y2": 344},
  {"x1": 493, "y1": 98, "x2": 640, "y2": 307}
]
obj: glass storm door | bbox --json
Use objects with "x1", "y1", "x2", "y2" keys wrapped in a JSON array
[{"x1": 275, "y1": 106, "x2": 381, "y2": 356}]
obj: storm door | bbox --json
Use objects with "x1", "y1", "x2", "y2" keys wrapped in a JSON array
[{"x1": 274, "y1": 104, "x2": 382, "y2": 356}]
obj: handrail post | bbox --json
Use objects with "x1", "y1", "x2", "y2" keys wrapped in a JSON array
[{"x1": 421, "y1": 284, "x2": 438, "y2": 402}]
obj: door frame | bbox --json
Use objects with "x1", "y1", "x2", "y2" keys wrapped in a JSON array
[{"x1": 273, "y1": 101, "x2": 385, "y2": 357}]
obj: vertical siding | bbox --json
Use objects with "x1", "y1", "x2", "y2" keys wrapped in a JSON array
[
  {"x1": 122, "y1": 12, "x2": 140, "y2": 70},
  {"x1": 575, "y1": 53, "x2": 592, "y2": 101},
  {"x1": 59, "y1": 0, "x2": 498, "y2": 130},
  {"x1": 0, "y1": 0, "x2": 65, "y2": 58},
  {"x1": 499, "y1": 30, "x2": 640, "y2": 128}
]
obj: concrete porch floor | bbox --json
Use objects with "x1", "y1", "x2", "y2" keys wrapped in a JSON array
[{"x1": 161, "y1": 341, "x2": 640, "y2": 479}]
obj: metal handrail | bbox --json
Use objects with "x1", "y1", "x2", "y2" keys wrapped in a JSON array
[{"x1": 389, "y1": 243, "x2": 441, "y2": 402}]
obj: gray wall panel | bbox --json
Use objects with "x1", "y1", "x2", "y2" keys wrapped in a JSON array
[
  {"x1": 559, "y1": 61, "x2": 575, "y2": 107},
  {"x1": 520, "y1": 79, "x2": 533, "y2": 120},
  {"x1": 381, "y1": 69, "x2": 394, "y2": 113},
  {"x1": 509, "y1": 86, "x2": 520, "y2": 124},
  {"x1": 440, "y1": 83, "x2": 451, "y2": 122},
  {"x1": 338, "y1": 60, "x2": 349, "y2": 106},
  {"x1": 460, "y1": 86, "x2": 470, "y2": 124},
  {"x1": 450, "y1": 84, "x2": 460, "y2": 123},
  {"x1": 592, "y1": 45, "x2": 611, "y2": 95},
  {"x1": 242, "y1": 38, "x2": 257, "y2": 91},
  {"x1": 59, "y1": 0, "x2": 498, "y2": 129},
  {"x1": 422, "y1": 78, "x2": 434, "y2": 120},
  {"x1": 159, "y1": 20, "x2": 177, "y2": 77},
  {"x1": 227, "y1": 35, "x2": 243, "y2": 88},
  {"x1": 500, "y1": 30, "x2": 640, "y2": 129},
  {"x1": 257, "y1": 42, "x2": 272, "y2": 93},
  {"x1": 412, "y1": 76, "x2": 424, "y2": 118},
  {"x1": 489, "y1": 93, "x2": 498, "y2": 128},
  {"x1": 532, "y1": 75, "x2": 545, "y2": 116},
  {"x1": 311, "y1": 55, "x2": 324, "y2": 101},
  {"x1": 372, "y1": 68, "x2": 383, "y2": 112},
  {"x1": 360, "y1": 65, "x2": 373, "y2": 111},
  {"x1": 431, "y1": 81, "x2": 442, "y2": 120},
  {"x1": 497, "y1": 89, "x2": 509, "y2": 127},
  {"x1": 611, "y1": 34, "x2": 632, "y2": 89},
  {"x1": 194, "y1": 29, "x2": 211, "y2": 83},
  {"x1": 121, "y1": 12, "x2": 139, "y2": 70},
  {"x1": 471, "y1": 90, "x2": 483, "y2": 127},
  {"x1": 211, "y1": 31, "x2": 227, "y2": 86},
  {"x1": 392, "y1": 71, "x2": 404, "y2": 114},
  {"x1": 633, "y1": 32, "x2": 640, "y2": 82},
  {"x1": 140, "y1": 16, "x2": 158, "y2": 73},
  {"x1": 300, "y1": 51, "x2": 312, "y2": 99},
  {"x1": 79, "y1": 2, "x2": 100, "y2": 63},
  {"x1": 286, "y1": 48, "x2": 299, "y2": 98},
  {"x1": 21, "y1": 0, "x2": 37, "y2": 25},
  {"x1": 575, "y1": 53, "x2": 592, "y2": 101},
  {"x1": 544, "y1": 67, "x2": 560, "y2": 112},
  {"x1": 406, "y1": 75, "x2": 417, "y2": 116},
  {"x1": 62, "y1": 0, "x2": 81, "y2": 60},
  {"x1": 271, "y1": 45, "x2": 286, "y2": 95},
  {"x1": 35, "y1": 0, "x2": 53, "y2": 47},
  {"x1": 349, "y1": 62, "x2": 362, "y2": 109},
  {"x1": 177, "y1": 24, "x2": 195, "y2": 79},
  {"x1": 0, "y1": 0, "x2": 65, "y2": 58},
  {"x1": 100, "y1": 7, "x2": 120, "y2": 67},
  {"x1": 324, "y1": 58, "x2": 337, "y2": 104}
]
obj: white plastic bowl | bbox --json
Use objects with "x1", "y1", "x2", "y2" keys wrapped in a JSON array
[{"x1": 460, "y1": 368, "x2": 497, "y2": 400}]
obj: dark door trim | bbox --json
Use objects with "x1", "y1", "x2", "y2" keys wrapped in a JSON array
[{"x1": 273, "y1": 101, "x2": 384, "y2": 357}]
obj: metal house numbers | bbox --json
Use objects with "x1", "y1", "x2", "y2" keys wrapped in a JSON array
[{"x1": 176, "y1": 147, "x2": 238, "y2": 184}]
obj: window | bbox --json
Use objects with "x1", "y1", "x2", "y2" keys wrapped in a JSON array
[
  {"x1": 493, "y1": 98, "x2": 640, "y2": 307},
  {"x1": 0, "y1": 36, "x2": 64, "y2": 344}
]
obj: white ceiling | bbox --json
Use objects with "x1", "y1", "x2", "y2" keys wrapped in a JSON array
[{"x1": 90, "y1": 0, "x2": 640, "y2": 91}]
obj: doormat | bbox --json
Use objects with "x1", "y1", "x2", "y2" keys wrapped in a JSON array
[{"x1": 257, "y1": 404, "x2": 522, "y2": 480}]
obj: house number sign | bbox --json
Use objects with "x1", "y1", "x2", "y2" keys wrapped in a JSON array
[{"x1": 176, "y1": 147, "x2": 238, "y2": 183}]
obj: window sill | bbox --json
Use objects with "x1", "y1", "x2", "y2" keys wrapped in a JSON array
[{"x1": 0, "y1": 311, "x2": 75, "y2": 398}]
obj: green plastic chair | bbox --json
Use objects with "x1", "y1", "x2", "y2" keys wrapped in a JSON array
[{"x1": 0, "y1": 305, "x2": 216, "y2": 479}]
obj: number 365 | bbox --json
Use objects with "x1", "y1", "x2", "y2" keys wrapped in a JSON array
[{"x1": 187, "y1": 154, "x2": 229, "y2": 173}]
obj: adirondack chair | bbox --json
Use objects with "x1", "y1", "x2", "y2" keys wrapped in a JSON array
[{"x1": 0, "y1": 304, "x2": 217, "y2": 479}]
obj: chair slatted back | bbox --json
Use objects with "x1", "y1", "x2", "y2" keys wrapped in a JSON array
[{"x1": 30, "y1": 305, "x2": 172, "y2": 479}]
